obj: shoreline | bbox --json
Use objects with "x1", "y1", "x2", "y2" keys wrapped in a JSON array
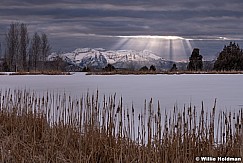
[
  {"x1": 0, "y1": 71, "x2": 72, "y2": 75},
  {"x1": 1, "y1": 71, "x2": 243, "y2": 76},
  {"x1": 86, "y1": 70, "x2": 243, "y2": 75}
]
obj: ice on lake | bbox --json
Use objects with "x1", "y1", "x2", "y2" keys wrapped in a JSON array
[{"x1": 0, "y1": 72, "x2": 243, "y2": 112}]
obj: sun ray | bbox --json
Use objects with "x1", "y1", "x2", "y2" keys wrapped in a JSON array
[
  {"x1": 111, "y1": 35, "x2": 193, "y2": 61},
  {"x1": 111, "y1": 38, "x2": 130, "y2": 50},
  {"x1": 117, "y1": 35, "x2": 184, "y2": 40}
]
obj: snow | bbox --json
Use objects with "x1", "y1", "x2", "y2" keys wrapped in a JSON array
[
  {"x1": 49, "y1": 48, "x2": 165, "y2": 68},
  {"x1": 0, "y1": 73, "x2": 243, "y2": 113},
  {"x1": 1, "y1": 73, "x2": 241, "y2": 142}
]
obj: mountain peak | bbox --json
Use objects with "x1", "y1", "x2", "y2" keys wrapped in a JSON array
[{"x1": 49, "y1": 48, "x2": 169, "y2": 69}]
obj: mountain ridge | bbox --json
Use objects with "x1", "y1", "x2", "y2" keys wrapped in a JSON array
[{"x1": 48, "y1": 48, "x2": 196, "y2": 70}]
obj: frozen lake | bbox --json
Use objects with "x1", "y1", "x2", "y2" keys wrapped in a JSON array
[{"x1": 0, "y1": 72, "x2": 243, "y2": 112}]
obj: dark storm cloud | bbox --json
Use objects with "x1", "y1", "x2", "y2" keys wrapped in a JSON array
[{"x1": 1, "y1": 0, "x2": 243, "y2": 51}]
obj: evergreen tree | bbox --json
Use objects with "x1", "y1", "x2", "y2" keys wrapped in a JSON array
[
  {"x1": 187, "y1": 48, "x2": 203, "y2": 71},
  {"x1": 82, "y1": 66, "x2": 90, "y2": 72},
  {"x1": 149, "y1": 65, "x2": 156, "y2": 71},
  {"x1": 170, "y1": 63, "x2": 178, "y2": 72},
  {"x1": 139, "y1": 66, "x2": 148, "y2": 71},
  {"x1": 214, "y1": 42, "x2": 243, "y2": 71},
  {"x1": 104, "y1": 64, "x2": 115, "y2": 71}
]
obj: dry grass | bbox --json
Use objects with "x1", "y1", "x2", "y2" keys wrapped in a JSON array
[
  {"x1": 86, "y1": 70, "x2": 158, "y2": 75},
  {"x1": 86, "y1": 70, "x2": 243, "y2": 75},
  {"x1": 163, "y1": 70, "x2": 243, "y2": 74},
  {"x1": 0, "y1": 90, "x2": 242, "y2": 162},
  {"x1": 9, "y1": 71, "x2": 71, "y2": 75}
]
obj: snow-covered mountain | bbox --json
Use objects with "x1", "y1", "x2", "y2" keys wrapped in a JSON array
[{"x1": 48, "y1": 48, "x2": 174, "y2": 70}]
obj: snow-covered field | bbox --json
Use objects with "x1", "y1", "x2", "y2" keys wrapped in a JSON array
[{"x1": 0, "y1": 73, "x2": 243, "y2": 112}]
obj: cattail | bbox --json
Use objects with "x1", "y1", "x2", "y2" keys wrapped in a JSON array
[{"x1": 0, "y1": 89, "x2": 242, "y2": 162}]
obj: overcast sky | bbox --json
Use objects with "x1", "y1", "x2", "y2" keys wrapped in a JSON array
[{"x1": 1, "y1": 0, "x2": 243, "y2": 57}]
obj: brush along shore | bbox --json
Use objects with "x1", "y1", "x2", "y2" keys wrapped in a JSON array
[
  {"x1": 0, "y1": 90, "x2": 242, "y2": 162},
  {"x1": 86, "y1": 70, "x2": 243, "y2": 75},
  {"x1": 0, "y1": 71, "x2": 72, "y2": 75}
]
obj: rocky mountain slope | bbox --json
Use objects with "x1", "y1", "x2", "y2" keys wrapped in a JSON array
[{"x1": 48, "y1": 48, "x2": 176, "y2": 70}]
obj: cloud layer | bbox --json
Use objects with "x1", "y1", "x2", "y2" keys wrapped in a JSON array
[{"x1": 1, "y1": 0, "x2": 243, "y2": 53}]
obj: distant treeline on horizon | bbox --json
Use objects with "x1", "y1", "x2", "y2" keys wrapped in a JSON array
[{"x1": 1, "y1": 23, "x2": 243, "y2": 72}]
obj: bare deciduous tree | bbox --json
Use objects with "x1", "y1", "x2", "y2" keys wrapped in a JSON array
[
  {"x1": 41, "y1": 33, "x2": 51, "y2": 61},
  {"x1": 4, "y1": 22, "x2": 52, "y2": 72},
  {"x1": 5, "y1": 23, "x2": 19, "y2": 71},
  {"x1": 19, "y1": 23, "x2": 29, "y2": 71},
  {"x1": 40, "y1": 33, "x2": 51, "y2": 70},
  {"x1": 30, "y1": 32, "x2": 41, "y2": 71},
  {"x1": 5, "y1": 23, "x2": 29, "y2": 71}
]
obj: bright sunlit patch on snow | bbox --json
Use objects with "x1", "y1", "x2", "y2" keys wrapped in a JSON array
[{"x1": 112, "y1": 35, "x2": 193, "y2": 61}]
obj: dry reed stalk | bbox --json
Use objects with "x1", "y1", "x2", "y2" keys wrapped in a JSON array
[{"x1": 0, "y1": 89, "x2": 242, "y2": 162}]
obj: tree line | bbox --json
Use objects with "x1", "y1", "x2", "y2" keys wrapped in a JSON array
[
  {"x1": 1, "y1": 23, "x2": 54, "y2": 72},
  {"x1": 1, "y1": 23, "x2": 243, "y2": 72},
  {"x1": 214, "y1": 42, "x2": 243, "y2": 71},
  {"x1": 181, "y1": 42, "x2": 243, "y2": 72},
  {"x1": 119, "y1": 41, "x2": 243, "y2": 72}
]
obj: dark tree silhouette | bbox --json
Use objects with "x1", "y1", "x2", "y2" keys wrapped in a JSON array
[
  {"x1": 104, "y1": 64, "x2": 115, "y2": 71},
  {"x1": 40, "y1": 33, "x2": 51, "y2": 70},
  {"x1": 2, "y1": 58, "x2": 10, "y2": 72},
  {"x1": 149, "y1": 65, "x2": 156, "y2": 71},
  {"x1": 82, "y1": 66, "x2": 91, "y2": 72},
  {"x1": 139, "y1": 66, "x2": 149, "y2": 71},
  {"x1": 214, "y1": 42, "x2": 243, "y2": 71},
  {"x1": 0, "y1": 42, "x2": 2, "y2": 57},
  {"x1": 19, "y1": 23, "x2": 29, "y2": 71},
  {"x1": 29, "y1": 32, "x2": 41, "y2": 71},
  {"x1": 170, "y1": 63, "x2": 178, "y2": 72},
  {"x1": 53, "y1": 55, "x2": 65, "y2": 71},
  {"x1": 5, "y1": 23, "x2": 20, "y2": 71},
  {"x1": 3, "y1": 23, "x2": 52, "y2": 72},
  {"x1": 187, "y1": 48, "x2": 203, "y2": 71}
]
